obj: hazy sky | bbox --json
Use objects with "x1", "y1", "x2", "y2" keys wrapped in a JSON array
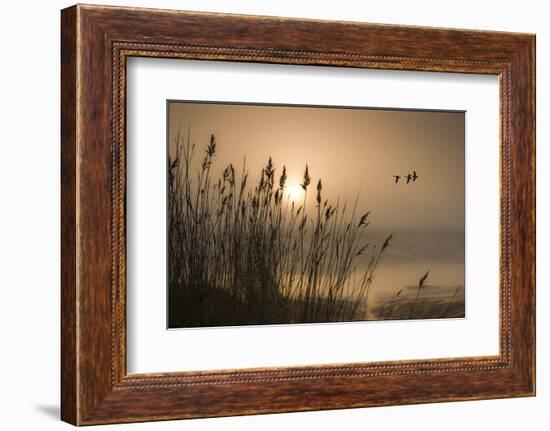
[{"x1": 168, "y1": 101, "x2": 464, "y2": 234}]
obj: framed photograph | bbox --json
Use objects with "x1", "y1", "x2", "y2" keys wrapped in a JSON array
[{"x1": 61, "y1": 4, "x2": 535, "y2": 425}]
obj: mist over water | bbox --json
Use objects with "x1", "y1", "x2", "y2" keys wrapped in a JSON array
[
  {"x1": 280, "y1": 227, "x2": 465, "y2": 318},
  {"x1": 362, "y1": 229, "x2": 465, "y2": 318},
  {"x1": 371, "y1": 228, "x2": 463, "y2": 288}
]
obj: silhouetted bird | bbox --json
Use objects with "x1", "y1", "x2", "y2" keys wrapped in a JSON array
[
  {"x1": 405, "y1": 173, "x2": 413, "y2": 184},
  {"x1": 412, "y1": 170, "x2": 419, "y2": 182},
  {"x1": 393, "y1": 175, "x2": 401, "y2": 184}
]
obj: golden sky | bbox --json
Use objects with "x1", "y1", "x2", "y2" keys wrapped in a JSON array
[{"x1": 168, "y1": 101, "x2": 464, "y2": 233}]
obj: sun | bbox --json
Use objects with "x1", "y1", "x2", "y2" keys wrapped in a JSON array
[{"x1": 286, "y1": 184, "x2": 304, "y2": 202}]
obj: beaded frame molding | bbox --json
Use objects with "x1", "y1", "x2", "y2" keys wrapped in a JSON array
[{"x1": 61, "y1": 4, "x2": 535, "y2": 425}]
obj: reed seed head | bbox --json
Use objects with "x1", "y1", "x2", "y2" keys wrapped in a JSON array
[
  {"x1": 279, "y1": 165, "x2": 287, "y2": 190},
  {"x1": 418, "y1": 271, "x2": 430, "y2": 289},
  {"x1": 301, "y1": 164, "x2": 311, "y2": 191}
]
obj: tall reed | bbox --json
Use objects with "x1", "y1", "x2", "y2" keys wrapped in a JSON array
[{"x1": 409, "y1": 271, "x2": 430, "y2": 319}]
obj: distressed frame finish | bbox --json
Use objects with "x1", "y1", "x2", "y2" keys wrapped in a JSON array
[{"x1": 61, "y1": 4, "x2": 535, "y2": 426}]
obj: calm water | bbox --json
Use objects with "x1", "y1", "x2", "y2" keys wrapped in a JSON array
[{"x1": 353, "y1": 229, "x2": 465, "y2": 319}]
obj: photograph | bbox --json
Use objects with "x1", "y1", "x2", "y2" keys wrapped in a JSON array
[{"x1": 167, "y1": 101, "x2": 465, "y2": 328}]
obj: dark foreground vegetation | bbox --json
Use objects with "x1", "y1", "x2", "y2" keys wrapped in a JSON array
[
  {"x1": 371, "y1": 284, "x2": 465, "y2": 320},
  {"x1": 168, "y1": 130, "x2": 393, "y2": 328}
]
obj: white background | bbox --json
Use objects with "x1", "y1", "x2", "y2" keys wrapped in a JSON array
[
  {"x1": 0, "y1": 0, "x2": 546, "y2": 430},
  {"x1": 127, "y1": 59, "x2": 500, "y2": 373}
]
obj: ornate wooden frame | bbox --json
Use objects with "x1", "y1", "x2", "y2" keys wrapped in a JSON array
[{"x1": 61, "y1": 4, "x2": 535, "y2": 425}]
